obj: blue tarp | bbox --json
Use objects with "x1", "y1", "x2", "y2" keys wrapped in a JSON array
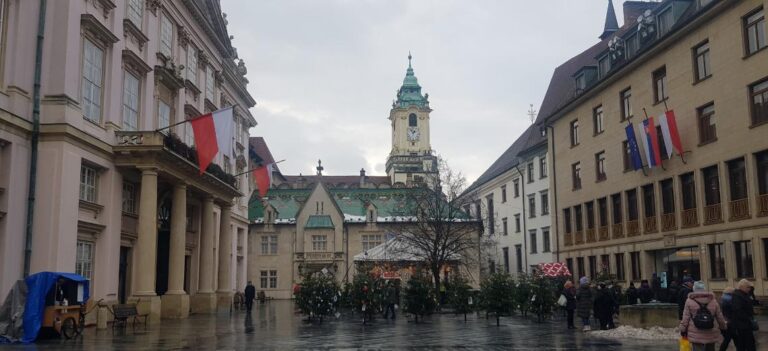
[{"x1": 22, "y1": 272, "x2": 89, "y2": 343}]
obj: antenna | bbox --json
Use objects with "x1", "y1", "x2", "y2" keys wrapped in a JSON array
[{"x1": 527, "y1": 104, "x2": 537, "y2": 124}]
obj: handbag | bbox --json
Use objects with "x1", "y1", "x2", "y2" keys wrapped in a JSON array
[
  {"x1": 679, "y1": 337, "x2": 691, "y2": 351},
  {"x1": 557, "y1": 294, "x2": 567, "y2": 307}
]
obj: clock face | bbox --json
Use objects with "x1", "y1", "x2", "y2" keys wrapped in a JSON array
[{"x1": 407, "y1": 127, "x2": 420, "y2": 141}]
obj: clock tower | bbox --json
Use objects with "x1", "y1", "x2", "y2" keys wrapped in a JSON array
[{"x1": 386, "y1": 53, "x2": 438, "y2": 187}]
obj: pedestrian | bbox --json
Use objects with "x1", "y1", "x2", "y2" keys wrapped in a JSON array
[
  {"x1": 594, "y1": 283, "x2": 616, "y2": 330},
  {"x1": 678, "y1": 277, "x2": 694, "y2": 320},
  {"x1": 576, "y1": 276, "x2": 594, "y2": 332},
  {"x1": 668, "y1": 280, "x2": 680, "y2": 304},
  {"x1": 383, "y1": 281, "x2": 397, "y2": 319},
  {"x1": 651, "y1": 273, "x2": 662, "y2": 301},
  {"x1": 732, "y1": 279, "x2": 757, "y2": 351},
  {"x1": 678, "y1": 281, "x2": 727, "y2": 351},
  {"x1": 626, "y1": 282, "x2": 639, "y2": 305},
  {"x1": 563, "y1": 280, "x2": 577, "y2": 329},
  {"x1": 244, "y1": 281, "x2": 255, "y2": 312},
  {"x1": 638, "y1": 280, "x2": 653, "y2": 303},
  {"x1": 719, "y1": 287, "x2": 735, "y2": 351}
]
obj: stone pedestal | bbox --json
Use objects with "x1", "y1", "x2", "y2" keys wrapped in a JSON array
[
  {"x1": 191, "y1": 293, "x2": 217, "y2": 314},
  {"x1": 217, "y1": 292, "x2": 233, "y2": 313},
  {"x1": 161, "y1": 293, "x2": 190, "y2": 319},
  {"x1": 620, "y1": 303, "x2": 679, "y2": 328},
  {"x1": 129, "y1": 295, "x2": 161, "y2": 324}
]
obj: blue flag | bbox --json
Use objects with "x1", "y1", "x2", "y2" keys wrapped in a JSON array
[{"x1": 625, "y1": 124, "x2": 644, "y2": 171}]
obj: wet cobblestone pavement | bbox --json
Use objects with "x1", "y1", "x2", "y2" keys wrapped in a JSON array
[{"x1": 5, "y1": 301, "x2": 766, "y2": 350}]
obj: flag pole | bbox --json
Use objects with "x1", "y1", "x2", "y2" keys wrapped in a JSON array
[
  {"x1": 233, "y1": 159, "x2": 286, "y2": 177},
  {"x1": 154, "y1": 105, "x2": 239, "y2": 133}
]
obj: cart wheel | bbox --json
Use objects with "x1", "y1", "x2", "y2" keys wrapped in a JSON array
[{"x1": 61, "y1": 317, "x2": 77, "y2": 339}]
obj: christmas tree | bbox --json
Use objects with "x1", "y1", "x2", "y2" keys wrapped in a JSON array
[
  {"x1": 446, "y1": 275, "x2": 474, "y2": 321},
  {"x1": 294, "y1": 273, "x2": 340, "y2": 323},
  {"x1": 480, "y1": 273, "x2": 513, "y2": 326},
  {"x1": 402, "y1": 271, "x2": 436, "y2": 323}
]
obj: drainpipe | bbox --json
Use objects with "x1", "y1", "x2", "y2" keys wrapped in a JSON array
[
  {"x1": 545, "y1": 125, "x2": 560, "y2": 263},
  {"x1": 23, "y1": 0, "x2": 47, "y2": 277}
]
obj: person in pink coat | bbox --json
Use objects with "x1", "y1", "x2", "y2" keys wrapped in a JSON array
[{"x1": 679, "y1": 281, "x2": 727, "y2": 351}]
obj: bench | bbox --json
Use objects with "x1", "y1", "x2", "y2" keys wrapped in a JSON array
[{"x1": 110, "y1": 303, "x2": 148, "y2": 330}]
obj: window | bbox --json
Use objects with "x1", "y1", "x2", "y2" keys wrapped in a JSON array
[
  {"x1": 527, "y1": 163, "x2": 534, "y2": 183},
  {"x1": 600, "y1": 255, "x2": 610, "y2": 275},
  {"x1": 260, "y1": 270, "x2": 278, "y2": 289},
  {"x1": 693, "y1": 41, "x2": 711, "y2": 81},
  {"x1": 261, "y1": 235, "x2": 278, "y2": 255},
  {"x1": 566, "y1": 258, "x2": 574, "y2": 277},
  {"x1": 593, "y1": 105, "x2": 604, "y2": 135},
  {"x1": 680, "y1": 172, "x2": 697, "y2": 210},
  {"x1": 362, "y1": 234, "x2": 382, "y2": 251},
  {"x1": 158, "y1": 100, "x2": 171, "y2": 132},
  {"x1": 79, "y1": 164, "x2": 97, "y2": 203},
  {"x1": 615, "y1": 253, "x2": 626, "y2": 281},
  {"x1": 575, "y1": 74, "x2": 586, "y2": 90},
  {"x1": 734, "y1": 240, "x2": 754, "y2": 278},
  {"x1": 184, "y1": 121, "x2": 195, "y2": 146},
  {"x1": 122, "y1": 71, "x2": 140, "y2": 131},
  {"x1": 727, "y1": 158, "x2": 748, "y2": 200},
  {"x1": 529, "y1": 230, "x2": 537, "y2": 254},
  {"x1": 661, "y1": 178, "x2": 675, "y2": 214},
  {"x1": 528, "y1": 195, "x2": 536, "y2": 218},
  {"x1": 514, "y1": 214, "x2": 521, "y2": 233},
  {"x1": 75, "y1": 240, "x2": 94, "y2": 280},
  {"x1": 588, "y1": 256, "x2": 597, "y2": 279},
  {"x1": 702, "y1": 166, "x2": 721, "y2": 205},
  {"x1": 630, "y1": 251, "x2": 641, "y2": 280},
  {"x1": 697, "y1": 103, "x2": 716, "y2": 144},
  {"x1": 311, "y1": 235, "x2": 327, "y2": 251},
  {"x1": 572, "y1": 162, "x2": 581, "y2": 190},
  {"x1": 501, "y1": 185, "x2": 507, "y2": 203},
  {"x1": 626, "y1": 189, "x2": 639, "y2": 221},
  {"x1": 622, "y1": 141, "x2": 632, "y2": 171},
  {"x1": 626, "y1": 34, "x2": 639, "y2": 59},
  {"x1": 709, "y1": 243, "x2": 726, "y2": 279},
  {"x1": 205, "y1": 66, "x2": 215, "y2": 102},
  {"x1": 620, "y1": 88, "x2": 632, "y2": 120},
  {"x1": 574, "y1": 205, "x2": 583, "y2": 232},
  {"x1": 570, "y1": 120, "x2": 579, "y2": 146},
  {"x1": 126, "y1": 0, "x2": 143, "y2": 27},
  {"x1": 658, "y1": 7, "x2": 674, "y2": 36},
  {"x1": 611, "y1": 193, "x2": 622, "y2": 224},
  {"x1": 757, "y1": 150, "x2": 768, "y2": 195},
  {"x1": 486, "y1": 195, "x2": 495, "y2": 235},
  {"x1": 539, "y1": 155, "x2": 547, "y2": 178},
  {"x1": 409, "y1": 113, "x2": 417, "y2": 127},
  {"x1": 513, "y1": 179, "x2": 520, "y2": 197},
  {"x1": 586, "y1": 201, "x2": 595, "y2": 229},
  {"x1": 750, "y1": 78, "x2": 768, "y2": 126},
  {"x1": 502, "y1": 218, "x2": 508, "y2": 236},
  {"x1": 540, "y1": 191, "x2": 549, "y2": 215},
  {"x1": 159, "y1": 14, "x2": 173, "y2": 57},
  {"x1": 122, "y1": 182, "x2": 136, "y2": 214},
  {"x1": 598, "y1": 56, "x2": 611, "y2": 78},
  {"x1": 595, "y1": 151, "x2": 606, "y2": 181},
  {"x1": 187, "y1": 45, "x2": 198, "y2": 84},
  {"x1": 744, "y1": 8, "x2": 766, "y2": 56},
  {"x1": 653, "y1": 66, "x2": 668, "y2": 103},
  {"x1": 577, "y1": 257, "x2": 585, "y2": 278},
  {"x1": 82, "y1": 39, "x2": 104, "y2": 123},
  {"x1": 598, "y1": 198, "x2": 608, "y2": 227},
  {"x1": 502, "y1": 247, "x2": 510, "y2": 273},
  {"x1": 642, "y1": 184, "x2": 656, "y2": 218},
  {"x1": 563, "y1": 208, "x2": 572, "y2": 234},
  {"x1": 223, "y1": 155, "x2": 232, "y2": 175},
  {"x1": 515, "y1": 245, "x2": 523, "y2": 273}
]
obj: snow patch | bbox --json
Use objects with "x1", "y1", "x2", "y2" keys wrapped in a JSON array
[{"x1": 589, "y1": 325, "x2": 679, "y2": 340}]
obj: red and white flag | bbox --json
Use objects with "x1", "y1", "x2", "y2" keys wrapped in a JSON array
[
  {"x1": 253, "y1": 163, "x2": 274, "y2": 198},
  {"x1": 190, "y1": 107, "x2": 234, "y2": 174},
  {"x1": 658, "y1": 110, "x2": 684, "y2": 158}
]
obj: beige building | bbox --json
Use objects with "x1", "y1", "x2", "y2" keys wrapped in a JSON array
[
  {"x1": 0, "y1": 0, "x2": 256, "y2": 322},
  {"x1": 540, "y1": 0, "x2": 768, "y2": 296}
]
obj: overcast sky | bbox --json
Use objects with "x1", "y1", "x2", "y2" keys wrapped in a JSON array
[{"x1": 222, "y1": 0, "x2": 630, "y2": 183}]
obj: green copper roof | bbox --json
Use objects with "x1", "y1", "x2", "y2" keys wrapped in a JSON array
[
  {"x1": 305, "y1": 215, "x2": 334, "y2": 229},
  {"x1": 395, "y1": 53, "x2": 429, "y2": 109}
]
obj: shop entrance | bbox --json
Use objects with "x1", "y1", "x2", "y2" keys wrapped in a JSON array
[{"x1": 652, "y1": 246, "x2": 701, "y2": 286}]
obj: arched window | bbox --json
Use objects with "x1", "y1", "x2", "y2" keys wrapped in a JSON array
[{"x1": 409, "y1": 113, "x2": 417, "y2": 127}]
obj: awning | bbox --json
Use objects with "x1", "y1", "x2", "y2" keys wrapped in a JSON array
[{"x1": 537, "y1": 262, "x2": 571, "y2": 277}]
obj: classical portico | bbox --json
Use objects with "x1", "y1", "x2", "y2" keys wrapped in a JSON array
[{"x1": 114, "y1": 131, "x2": 241, "y2": 321}]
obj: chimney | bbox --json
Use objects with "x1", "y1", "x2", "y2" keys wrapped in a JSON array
[
  {"x1": 360, "y1": 168, "x2": 366, "y2": 188},
  {"x1": 623, "y1": 1, "x2": 660, "y2": 26}
]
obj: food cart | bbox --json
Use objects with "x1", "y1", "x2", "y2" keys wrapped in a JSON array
[{"x1": 22, "y1": 272, "x2": 90, "y2": 342}]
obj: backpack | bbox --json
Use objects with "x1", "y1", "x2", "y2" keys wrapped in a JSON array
[{"x1": 692, "y1": 301, "x2": 714, "y2": 330}]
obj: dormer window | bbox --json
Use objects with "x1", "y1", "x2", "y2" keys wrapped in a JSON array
[
  {"x1": 409, "y1": 113, "x2": 417, "y2": 127},
  {"x1": 575, "y1": 74, "x2": 586, "y2": 90},
  {"x1": 598, "y1": 55, "x2": 611, "y2": 79},
  {"x1": 626, "y1": 34, "x2": 639, "y2": 59},
  {"x1": 657, "y1": 7, "x2": 674, "y2": 37}
]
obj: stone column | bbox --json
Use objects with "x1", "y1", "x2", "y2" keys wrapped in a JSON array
[
  {"x1": 216, "y1": 205, "x2": 233, "y2": 310},
  {"x1": 191, "y1": 196, "x2": 217, "y2": 313},
  {"x1": 130, "y1": 167, "x2": 161, "y2": 322},
  {"x1": 162, "y1": 183, "x2": 189, "y2": 318}
]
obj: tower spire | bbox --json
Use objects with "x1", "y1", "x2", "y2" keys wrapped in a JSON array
[
  {"x1": 408, "y1": 51, "x2": 412, "y2": 69},
  {"x1": 600, "y1": 0, "x2": 619, "y2": 40}
]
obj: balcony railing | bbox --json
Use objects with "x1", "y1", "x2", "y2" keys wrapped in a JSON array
[
  {"x1": 758, "y1": 194, "x2": 768, "y2": 217},
  {"x1": 626, "y1": 220, "x2": 640, "y2": 236},
  {"x1": 729, "y1": 198, "x2": 750, "y2": 221},
  {"x1": 643, "y1": 216, "x2": 657, "y2": 234},
  {"x1": 681, "y1": 208, "x2": 699, "y2": 228},
  {"x1": 661, "y1": 213, "x2": 677, "y2": 231},
  {"x1": 599, "y1": 226, "x2": 610, "y2": 241},
  {"x1": 611, "y1": 223, "x2": 624, "y2": 239},
  {"x1": 574, "y1": 230, "x2": 584, "y2": 245},
  {"x1": 564, "y1": 232, "x2": 573, "y2": 246},
  {"x1": 704, "y1": 203, "x2": 723, "y2": 224},
  {"x1": 586, "y1": 228, "x2": 596, "y2": 243}
]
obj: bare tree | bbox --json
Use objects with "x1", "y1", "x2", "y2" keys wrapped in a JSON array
[{"x1": 391, "y1": 157, "x2": 487, "y2": 294}]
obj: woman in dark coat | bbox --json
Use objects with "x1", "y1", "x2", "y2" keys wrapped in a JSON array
[
  {"x1": 626, "y1": 282, "x2": 639, "y2": 305},
  {"x1": 638, "y1": 280, "x2": 654, "y2": 303},
  {"x1": 593, "y1": 283, "x2": 616, "y2": 330},
  {"x1": 563, "y1": 280, "x2": 577, "y2": 329},
  {"x1": 576, "y1": 277, "x2": 594, "y2": 332},
  {"x1": 732, "y1": 279, "x2": 757, "y2": 351}
]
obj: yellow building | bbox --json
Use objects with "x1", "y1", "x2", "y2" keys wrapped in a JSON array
[{"x1": 540, "y1": 0, "x2": 768, "y2": 296}]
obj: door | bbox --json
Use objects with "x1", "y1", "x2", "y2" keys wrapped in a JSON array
[{"x1": 118, "y1": 246, "x2": 130, "y2": 304}]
